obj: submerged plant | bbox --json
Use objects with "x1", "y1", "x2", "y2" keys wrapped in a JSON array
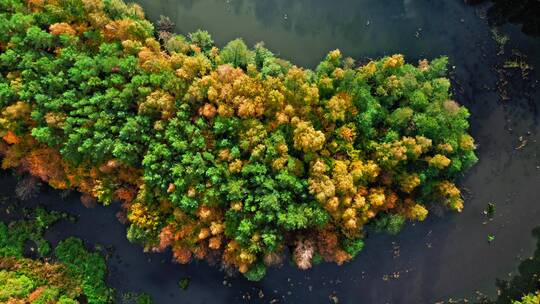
[
  {"x1": 0, "y1": 0, "x2": 477, "y2": 280},
  {"x1": 15, "y1": 176, "x2": 41, "y2": 201}
]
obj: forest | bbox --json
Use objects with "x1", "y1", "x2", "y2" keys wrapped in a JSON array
[{"x1": 0, "y1": 0, "x2": 478, "y2": 281}]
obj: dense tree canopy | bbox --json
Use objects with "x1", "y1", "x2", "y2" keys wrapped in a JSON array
[{"x1": 0, "y1": 0, "x2": 477, "y2": 279}]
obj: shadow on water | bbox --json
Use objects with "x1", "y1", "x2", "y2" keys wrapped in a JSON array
[
  {"x1": 477, "y1": 226, "x2": 540, "y2": 304},
  {"x1": 467, "y1": 0, "x2": 540, "y2": 37},
  {"x1": 2, "y1": 0, "x2": 540, "y2": 303},
  {"x1": 495, "y1": 226, "x2": 540, "y2": 303}
]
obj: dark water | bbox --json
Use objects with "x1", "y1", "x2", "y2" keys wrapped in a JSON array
[
  {"x1": 477, "y1": 0, "x2": 540, "y2": 36},
  {"x1": 138, "y1": 0, "x2": 492, "y2": 68},
  {"x1": 2, "y1": 0, "x2": 540, "y2": 303}
]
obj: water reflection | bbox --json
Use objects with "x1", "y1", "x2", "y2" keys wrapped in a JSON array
[
  {"x1": 477, "y1": 226, "x2": 540, "y2": 303},
  {"x1": 470, "y1": 0, "x2": 540, "y2": 37},
  {"x1": 137, "y1": 0, "x2": 479, "y2": 67}
]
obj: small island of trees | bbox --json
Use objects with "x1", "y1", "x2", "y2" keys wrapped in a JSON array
[{"x1": 0, "y1": 0, "x2": 477, "y2": 280}]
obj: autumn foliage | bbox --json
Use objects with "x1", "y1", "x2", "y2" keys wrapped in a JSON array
[{"x1": 0, "y1": 0, "x2": 477, "y2": 280}]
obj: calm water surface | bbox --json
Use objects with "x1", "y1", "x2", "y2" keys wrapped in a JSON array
[
  {"x1": 2, "y1": 0, "x2": 540, "y2": 303},
  {"x1": 138, "y1": 0, "x2": 487, "y2": 68}
]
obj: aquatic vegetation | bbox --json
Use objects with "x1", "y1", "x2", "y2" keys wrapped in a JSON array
[
  {"x1": 0, "y1": 207, "x2": 65, "y2": 257},
  {"x1": 477, "y1": 227, "x2": 540, "y2": 304},
  {"x1": 511, "y1": 292, "x2": 540, "y2": 304},
  {"x1": 0, "y1": 208, "x2": 113, "y2": 303},
  {"x1": 486, "y1": 0, "x2": 540, "y2": 36},
  {"x1": 121, "y1": 292, "x2": 153, "y2": 304},
  {"x1": 0, "y1": 241, "x2": 112, "y2": 304},
  {"x1": 15, "y1": 176, "x2": 41, "y2": 201},
  {"x1": 55, "y1": 238, "x2": 114, "y2": 303},
  {"x1": 178, "y1": 277, "x2": 190, "y2": 290},
  {"x1": 493, "y1": 227, "x2": 540, "y2": 303},
  {"x1": 0, "y1": 0, "x2": 477, "y2": 279},
  {"x1": 0, "y1": 257, "x2": 82, "y2": 303}
]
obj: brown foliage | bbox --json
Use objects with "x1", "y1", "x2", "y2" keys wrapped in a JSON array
[
  {"x1": 334, "y1": 249, "x2": 352, "y2": 265},
  {"x1": 316, "y1": 229, "x2": 339, "y2": 262},
  {"x1": 1, "y1": 142, "x2": 26, "y2": 169},
  {"x1": 27, "y1": 0, "x2": 45, "y2": 12},
  {"x1": 2, "y1": 131, "x2": 21, "y2": 144},
  {"x1": 80, "y1": 193, "x2": 97, "y2": 208},
  {"x1": 157, "y1": 224, "x2": 174, "y2": 251},
  {"x1": 293, "y1": 240, "x2": 314, "y2": 270},
  {"x1": 0, "y1": 141, "x2": 7, "y2": 155},
  {"x1": 23, "y1": 147, "x2": 67, "y2": 187},
  {"x1": 208, "y1": 236, "x2": 222, "y2": 250},
  {"x1": 172, "y1": 246, "x2": 192, "y2": 264},
  {"x1": 138, "y1": 90, "x2": 176, "y2": 120},
  {"x1": 114, "y1": 187, "x2": 137, "y2": 204},
  {"x1": 49, "y1": 23, "x2": 77, "y2": 36},
  {"x1": 263, "y1": 252, "x2": 283, "y2": 267},
  {"x1": 199, "y1": 103, "x2": 217, "y2": 119},
  {"x1": 103, "y1": 19, "x2": 135, "y2": 41}
]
